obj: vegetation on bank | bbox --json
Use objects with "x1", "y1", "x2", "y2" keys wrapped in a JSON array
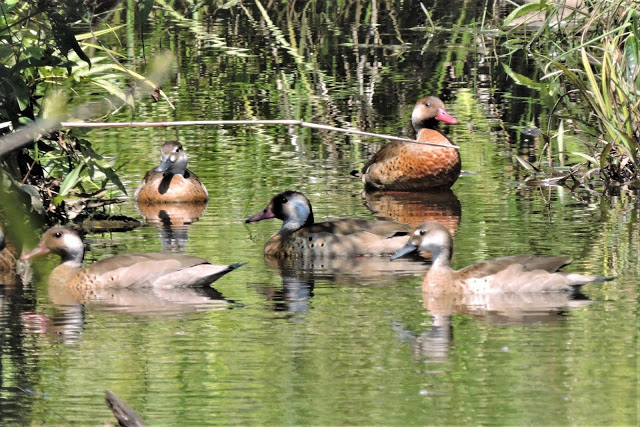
[
  {"x1": 0, "y1": 0, "x2": 638, "y2": 230},
  {"x1": 503, "y1": 0, "x2": 640, "y2": 190},
  {"x1": 0, "y1": 0, "x2": 163, "y2": 227}
]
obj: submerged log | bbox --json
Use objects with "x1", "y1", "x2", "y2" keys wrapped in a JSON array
[{"x1": 105, "y1": 390, "x2": 146, "y2": 427}]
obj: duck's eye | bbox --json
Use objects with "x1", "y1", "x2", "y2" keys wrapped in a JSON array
[
  {"x1": 53, "y1": 232, "x2": 62, "y2": 238},
  {"x1": 419, "y1": 230, "x2": 426, "y2": 236},
  {"x1": 425, "y1": 102, "x2": 431, "y2": 107},
  {"x1": 281, "y1": 197, "x2": 288, "y2": 204}
]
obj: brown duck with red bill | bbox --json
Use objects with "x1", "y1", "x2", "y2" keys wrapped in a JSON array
[{"x1": 359, "y1": 96, "x2": 460, "y2": 191}]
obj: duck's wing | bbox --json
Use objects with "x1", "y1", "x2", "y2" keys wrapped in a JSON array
[
  {"x1": 504, "y1": 255, "x2": 571, "y2": 272},
  {"x1": 306, "y1": 219, "x2": 412, "y2": 238},
  {"x1": 81, "y1": 254, "x2": 241, "y2": 288},
  {"x1": 361, "y1": 142, "x2": 405, "y2": 174},
  {"x1": 457, "y1": 255, "x2": 571, "y2": 279},
  {"x1": 458, "y1": 256, "x2": 613, "y2": 293},
  {"x1": 284, "y1": 220, "x2": 412, "y2": 257}
]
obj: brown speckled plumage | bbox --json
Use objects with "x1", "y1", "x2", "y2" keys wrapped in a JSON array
[
  {"x1": 246, "y1": 191, "x2": 414, "y2": 259},
  {"x1": 361, "y1": 97, "x2": 460, "y2": 191}
]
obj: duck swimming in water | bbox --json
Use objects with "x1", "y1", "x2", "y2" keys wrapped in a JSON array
[
  {"x1": 359, "y1": 96, "x2": 460, "y2": 191},
  {"x1": 134, "y1": 140, "x2": 209, "y2": 204},
  {"x1": 245, "y1": 190, "x2": 414, "y2": 259},
  {"x1": 22, "y1": 226, "x2": 244, "y2": 289},
  {"x1": 391, "y1": 221, "x2": 614, "y2": 293}
]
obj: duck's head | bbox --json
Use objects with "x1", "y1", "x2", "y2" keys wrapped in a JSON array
[
  {"x1": 154, "y1": 141, "x2": 189, "y2": 175},
  {"x1": 21, "y1": 226, "x2": 85, "y2": 267},
  {"x1": 245, "y1": 190, "x2": 315, "y2": 232},
  {"x1": 391, "y1": 221, "x2": 453, "y2": 262},
  {"x1": 411, "y1": 96, "x2": 459, "y2": 131}
]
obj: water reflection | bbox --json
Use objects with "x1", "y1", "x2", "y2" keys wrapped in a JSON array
[
  {"x1": 135, "y1": 202, "x2": 207, "y2": 251},
  {"x1": 258, "y1": 256, "x2": 429, "y2": 313},
  {"x1": 266, "y1": 255, "x2": 427, "y2": 286},
  {"x1": 47, "y1": 282, "x2": 231, "y2": 316},
  {"x1": 22, "y1": 284, "x2": 232, "y2": 344},
  {"x1": 400, "y1": 290, "x2": 591, "y2": 363},
  {"x1": 361, "y1": 189, "x2": 461, "y2": 232}
]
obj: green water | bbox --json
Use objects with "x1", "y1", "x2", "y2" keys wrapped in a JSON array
[{"x1": 1, "y1": 2, "x2": 638, "y2": 425}]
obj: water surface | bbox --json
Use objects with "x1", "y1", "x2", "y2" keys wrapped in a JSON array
[{"x1": 0, "y1": 2, "x2": 637, "y2": 425}]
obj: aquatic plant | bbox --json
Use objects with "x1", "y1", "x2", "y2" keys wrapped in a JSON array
[
  {"x1": 0, "y1": 0, "x2": 168, "y2": 222},
  {"x1": 503, "y1": 0, "x2": 640, "y2": 190}
]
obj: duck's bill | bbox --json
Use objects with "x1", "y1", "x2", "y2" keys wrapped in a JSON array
[
  {"x1": 435, "y1": 108, "x2": 460, "y2": 125},
  {"x1": 153, "y1": 156, "x2": 173, "y2": 172},
  {"x1": 390, "y1": 242, "x2": 418, "y2": 260},
  {"x1": 21, "y1": 241, "x2": 51, "y2": 260},
  {"x1": 245, "y1": 205, "x2": 275, "y2": 223}
]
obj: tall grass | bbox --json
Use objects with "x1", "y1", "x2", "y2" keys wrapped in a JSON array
[{"x1": 504, "y1": 0, "x2": 640, "y2": 187}]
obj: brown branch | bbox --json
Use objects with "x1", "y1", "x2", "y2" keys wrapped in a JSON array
[{"x1": 58, "y1": 119, "x2": 461, "y2": 149}]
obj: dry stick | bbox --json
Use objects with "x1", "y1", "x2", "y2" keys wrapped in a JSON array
[{"x1": 58, "y1": 119, "x2": 461, "y2": 149}]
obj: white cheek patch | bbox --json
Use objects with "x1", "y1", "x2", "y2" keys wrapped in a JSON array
[
  {"x1": 420, "y1": 231, "x2": 449, "y2": 252},
  {"x1": 63, "y1": 233, "x2": 84, "y2": 255}
]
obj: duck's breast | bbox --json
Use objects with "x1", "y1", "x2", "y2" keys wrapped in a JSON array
[
  {"x1": 363, "y1": 136, "x2": 460, "y2": 190},
  {"x1": 135, "y1": 170, "x2": 209, "y2": 203}
]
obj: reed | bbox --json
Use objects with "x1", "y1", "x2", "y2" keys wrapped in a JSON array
[{"x1": 504, "y1": 0, "x2": 640, "y2": 187}]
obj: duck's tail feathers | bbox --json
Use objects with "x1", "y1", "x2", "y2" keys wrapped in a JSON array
[
  {"x1": 229, "y1": 262, "x2": 248, "y2": 271},
  {"x1": 567, "y1": 274, "x2": 615, "y2": 285},
  {"x1": 349, "y1": 169, "x2": 362, "y2": 178}
]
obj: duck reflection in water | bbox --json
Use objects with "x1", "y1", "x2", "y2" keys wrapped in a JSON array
[
  {"x1": 135, "y1": 141, "x2": 209, "y2": 251},
  {"x1": 136, "y1": 203, "x2": 206, "y2": 251},
  {"x1": 362, "y1": 189, "x2": 461, "y2": 233},
  {"x1": 256, "y1": 255, "x2": 429, "y2": 315}
]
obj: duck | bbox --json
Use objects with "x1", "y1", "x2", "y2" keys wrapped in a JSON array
[
  {"x1": 245, "y1": 190, "x2": 414, "y2": 259},
  {"x1": 21, "y1": 226, "x2": 244, "y2": 289},
  {"x1": 134, "y1": 140, "x2": 209, "y2": 204},
  {"x1": 391, "y1": 221, "x2": 614, "y2": 293},
  {"x1": 359, "y1": 96, "x2": 460, "y2": 191}
]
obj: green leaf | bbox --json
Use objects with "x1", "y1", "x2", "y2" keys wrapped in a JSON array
[
  {"x1": 139, "y1": 0, "x2": 155, "y2": 23},
  {"x1": 48, "y1": 12, "x2": 91, "y2": 68},
  {"x1": 100, "y1": 165, "x2": 128, "y2": 195},
  {"x1": 600, "y1": 143, "x2": 613, "y2": 170},
  {"x1": 504, "y1": 2, "x2": 547, "y2": 27},
  {"x1": 571, "y1": 152, "x2": 598, "y2": 164},
  {"x1": 76, "y1": 25, "x2": 127, "y2": 41},
  {"x1": 58, "y1": 164, "x2": 84, "y2": 197},
  {"x1": 501, "y1": 62, "x2": 545, "y2": 90}
]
